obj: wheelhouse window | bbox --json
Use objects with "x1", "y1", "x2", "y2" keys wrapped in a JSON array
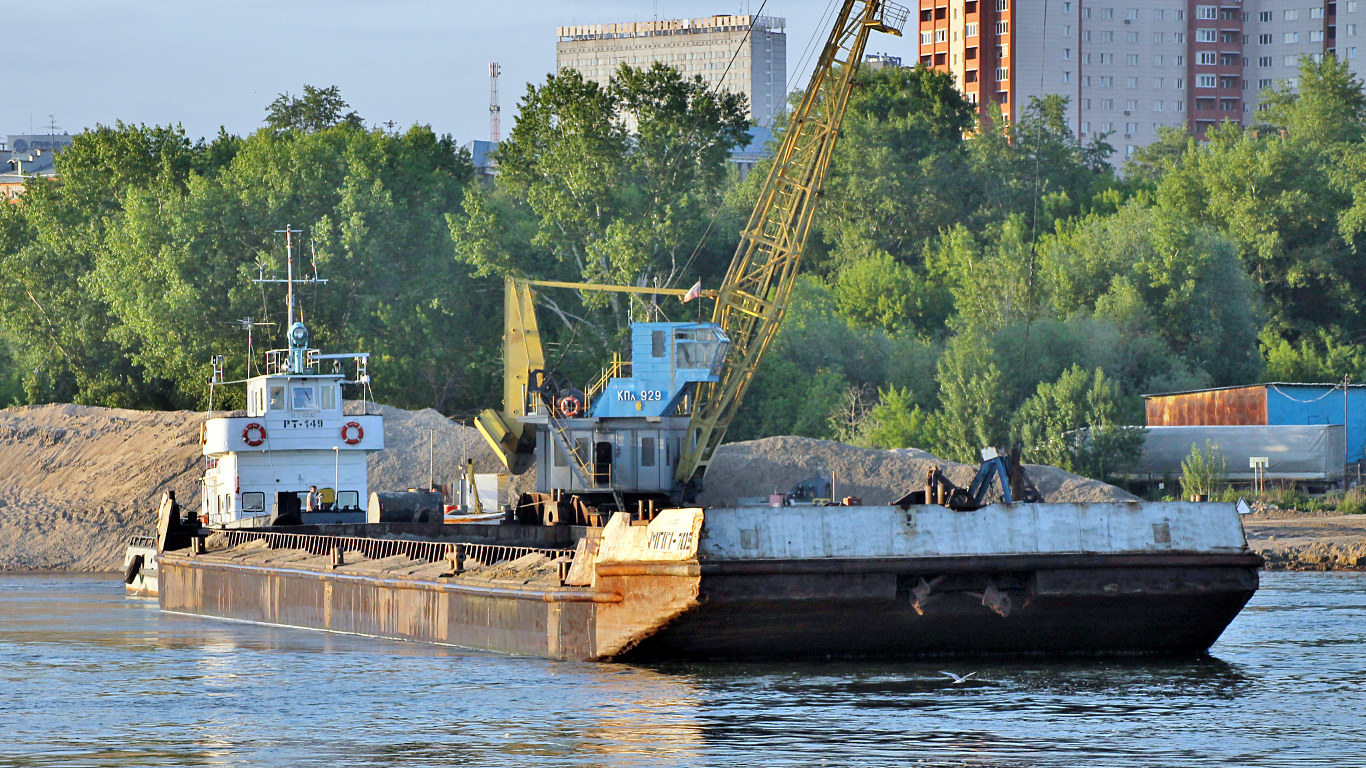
[
  {"x1": 336, "y1": 490, "x2": 359, "y2": 509},
  {"x1": 292, "y1": 385, "x2": 317, "y2": 410},
  {"x1": 241, "y1": 492, "x2": 265, "y2": 514},
  {"x1": 320, "y1": 384, "x2": 338, "y2": 410},
  {"x1": 269, "y1": 385, "x2": 285, "y2": 410}
]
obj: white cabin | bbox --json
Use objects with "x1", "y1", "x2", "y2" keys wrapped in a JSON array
[{"x1": 200, "y1": 321, "x2": 383, "y2": 527}]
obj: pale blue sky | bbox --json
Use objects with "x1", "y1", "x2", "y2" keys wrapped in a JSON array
[{"x1": 10, "y1": 1, "x2": 920, "y2": 144}]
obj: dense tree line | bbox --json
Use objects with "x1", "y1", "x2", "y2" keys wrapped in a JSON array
[{"x1": 3, "y1": 58, "x2": 1366, "y2": 480}]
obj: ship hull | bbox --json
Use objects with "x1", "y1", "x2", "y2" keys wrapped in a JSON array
[{"x1": 156, "y1": 502, "x2": 1262, "y2": 661}]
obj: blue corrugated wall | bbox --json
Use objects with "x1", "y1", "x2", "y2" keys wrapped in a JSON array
[{"x1": 1265, "y1": 385, "x2": 1366, "y2": 463}]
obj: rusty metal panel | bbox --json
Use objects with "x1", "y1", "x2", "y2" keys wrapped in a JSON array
[{"x1": 1145, "y1": 387, "x2": 1268, "y2": 426}]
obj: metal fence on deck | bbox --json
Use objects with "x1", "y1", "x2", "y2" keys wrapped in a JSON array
[{"x1": 220, "y1": 529, "x2": 570, "y2": 567}]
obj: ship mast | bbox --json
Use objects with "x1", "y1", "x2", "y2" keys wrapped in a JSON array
[{"x1": 255, "y1": 226, "x2": 328, "y2": 374}]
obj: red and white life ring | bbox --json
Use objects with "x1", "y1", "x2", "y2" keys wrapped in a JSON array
[
  {"x1": 558, "y1": 395, "x2": 582, "y2": 417},
  {"x1": 242, "y1": 422, "x2": 266, "y2": 446},
  {"x1": 341, "y1": 421, "x2": 364, "y2": 445}
]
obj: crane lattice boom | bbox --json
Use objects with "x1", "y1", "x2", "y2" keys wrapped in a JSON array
[{"x1": 676, "y1": 0, "x2": 907, "y2": 489}]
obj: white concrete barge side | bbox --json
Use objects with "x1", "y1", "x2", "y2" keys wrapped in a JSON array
[{"x1": 155, "y1": 500, "x2": 1261, "y2": 660}]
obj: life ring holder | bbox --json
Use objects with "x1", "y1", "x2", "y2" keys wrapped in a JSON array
[
  {"x1": 242, "y1": 422, "x2": 266, "y2": 447},
  {"x1": 341, "y1": 421, "x2": 364, "y2": 445},
  {"x1": 558, "y1": 395, "x2": 582, "y2": 418}
]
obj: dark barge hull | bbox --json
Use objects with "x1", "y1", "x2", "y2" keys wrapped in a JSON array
[{"x1": 158, "y1": 546, "x2": 1261, "y2": 660}]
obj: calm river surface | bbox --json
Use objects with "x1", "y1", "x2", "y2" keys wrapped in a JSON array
[{"x1": 0, "y1": 572, "x2": 1361, "y2": 768}]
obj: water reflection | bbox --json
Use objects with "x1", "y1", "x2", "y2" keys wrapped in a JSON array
[{"x1": 0, "y1": 573, "x2": 1364, "y2": 768}]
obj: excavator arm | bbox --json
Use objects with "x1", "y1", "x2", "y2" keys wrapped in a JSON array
[{"x1": 675, "y1": 0, "x2": 908, "y2": 490}]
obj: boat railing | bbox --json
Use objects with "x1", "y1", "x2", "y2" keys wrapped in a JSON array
[
  {"x1": 220, "y1": 529, "x2": 571, "y2": 567},
  {"x1": 128, "y1": 534, "x2": 156, "y2": 549}
]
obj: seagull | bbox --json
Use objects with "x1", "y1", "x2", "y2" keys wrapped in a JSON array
[{"x1": 940, "y1": 670, "x2": 977, "y2": 684}]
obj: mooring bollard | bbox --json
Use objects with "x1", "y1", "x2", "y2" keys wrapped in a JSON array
[
  {"x1": 330, "y1": 545, "x2": 344, "y2": 569},
  {"x1": 449, "y1": 543, "x2": 467, "y2": 574}
]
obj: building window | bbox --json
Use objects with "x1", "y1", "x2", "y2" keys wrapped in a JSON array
[
  {"x1": 1127, "y1": 9, "x2": 1139, "y2": 21},
  {"x1": 1155, "y1": 9, "x2": 1165, "y2": 21},
  {"x1": 1259, "y1": 11, "x2": 1273, "y2": 22},
  {"x1": 1101, "y1": 98, "x2": 1114, "y2": 110},
  {"x1": 1311, "y1": 30, "x2": 1324, "y2": 43},
  {"x1": 1259, "y1": 56, "x2": 1272, "y2": 67},
  {"x1": 1176, "y1": 101, "x2": 1185, "y2": 112},
  {"x1": 1063, "y1": 1, "x2": 1072, "y2": 12},
  {"x1": 1128, "y1": 32, "x2": 1139, "y2": 43},
  {"x1": 1199, "y1": 52, "x2": 1217, "y2": 65},
  {"x1": 1154, "y1": 55, "x2": 1165, "y2": 67},
  {"x1": 1174, "y1": 33, "x2": 1185, "y2": 44},
  {"x1": 1063, "y1": 48, "x2": 1071, "y2": 60},
  {"x1": 1348, "y1": 24, "x2": 1358, "y2": 37},
  {"x1": 1176, "y1": 56, "x2": 1185, "y2": 66},
  {"x1": 966, "y1": 22, "x2": 979, "y2": 37},
  {"x1": 1259, "y1": 33, "x2": 1273, "y2": 45},
  {"x1": 1102, "y1": 8, "x2": 1114, "y2": 20},
  {"x1": 1154, "y1": 100, "x2": 1165, "y2": 112},
  {"x1": 996, "y1": 0, "x2": 1008, "y2": 10},
  {"x1": 1101, "y1": 31, "x2": 1114, "y2": 42},
  {"x1": 1154, "y1": 33, "x2": 1164, "y2": 44},
  {"x1": 1128, "y1": 54, "x2": 1140, "y2": 66},
  {"x1": 996, "y1": 67, "x2": 1009, "y2": 81},
  {"x1": 1126, "y1": 77, "x2": 1139, "y2": 88},
  {"x1": 1197, "y1": 74, "x2": 1217, "y2": 88},
  {"x1": 1175, "y1": 10, "x2": 1185, "y2": 21},
  {"x1": 996, "y1": 20, "x2": 1009, "y2": 35},
  {"x1": 1258, "y1": 78, "x2": 1273, "y2": 89},
  {"x1": 1351, "y1": 47, "x2": 1360, "y2": 59},
  {"x1": 1285, "y1": 32, "x2": 1300, "y2": 44},
  {"x1": 1099, "y1": 52, "x2": 1113, "y2": 64},
  {"x1": 1284, "y1": 54, "x2": 1298, "y2": 66},
  {"x1": 1312, "y1": 7, "x2": 1324, "y2": 19},
  {"x1": 1197, "y1": 29, "x2": 1217, "y2": 43},
  {"x1": 1125, "y1": 99, "x2": 1137, "y2": 111},
  {"x1": 1063, "y1": 71, "x2": 1071, "y2": 82},
  {"x1": 1154, "y1": 77, "x2": 1164, "y2": 88},
  {"x1": 1101, "y1": 76, "x2": 1114, "y2": 87},
  {"x1": 1175, "y1": 78, "x2": 1185, "y2": 89},
  {"x1": 920, "y1": 31, "x2": 933, "y2": 45},
  {"x1": 1196, "y1": 5, "x2": 1217, "y2": 20},
  {"x1": 935, "y1": 28, "x2": 948, "y2": 43},
  {"x1": 1284, "y1": 9, "x2": 1299, "y2": 21}
]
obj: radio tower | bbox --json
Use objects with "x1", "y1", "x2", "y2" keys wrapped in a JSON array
[{"x1": 489, "y1": 62, "x2": 502, "y2": 143}]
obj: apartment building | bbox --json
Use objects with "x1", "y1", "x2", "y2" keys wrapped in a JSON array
[
  {"x1": 556, "y1": 15, "x2": 788, "y2": 127},
  {"x1": 917, "y1": 1, "x2": 1366, "y2": 163}
]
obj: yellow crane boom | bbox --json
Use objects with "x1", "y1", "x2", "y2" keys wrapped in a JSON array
[{"x1": 676, "y1": 0, "x2": 907, "y2": 489}]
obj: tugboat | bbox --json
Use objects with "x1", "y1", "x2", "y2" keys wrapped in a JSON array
[{"x1": 124, "y1": 227, "x2": 384, "y2": 594}]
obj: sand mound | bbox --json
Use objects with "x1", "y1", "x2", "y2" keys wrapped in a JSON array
[
  {"x1": 698, "y1": 436, "x2": 1138, "y2": 507},
  {"x1": 0, "y1": 402, "x2": 500, "y2": 571}
]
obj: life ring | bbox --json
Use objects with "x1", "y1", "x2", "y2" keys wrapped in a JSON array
[
  {"x1": 341, "y1": 421, "x2": 364, "y2": 444},
  {"x1": 242, "y1": 422, "x2": 266, "y2": 446},
  {"x1": 198, "y1": 423, "x2": 207, "y2": 445},
  {"x1": 558, "y1": 395, "x2": 581, "y2": 417}
]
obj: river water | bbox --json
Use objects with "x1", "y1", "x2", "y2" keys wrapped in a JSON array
[{"x1": 0, "y1": 572, "x2": 1361, "y2": 768}]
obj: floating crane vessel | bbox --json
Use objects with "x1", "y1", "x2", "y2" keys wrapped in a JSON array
[{"x1": 148, "y1": 0, "x2": 1261, "y2": 658}]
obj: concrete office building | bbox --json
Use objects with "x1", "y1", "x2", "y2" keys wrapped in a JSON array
[
  {"x1": 916, "y1": 1, "x2": 1366, "y2": 164},
  {"x1": 556, "y1": 15, "x2": 788, "y2": 127}
]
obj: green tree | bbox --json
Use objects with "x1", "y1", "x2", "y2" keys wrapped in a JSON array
[
  {"x1": 1012, "y1": 365, "x2": 1145, "y2": 479},
  {"x1": 1181, "y1": 440, "x2": 1228, "y2": 499},
  {"x1": 932, "y1": 331, "x2": 1010, "y2": 462},
  {"x1": 265, "y1": 85, "x2": 365, "y2": 134},
  {"x1": 1258, "y1": 54, "x2": 1366, "y2": 146}
]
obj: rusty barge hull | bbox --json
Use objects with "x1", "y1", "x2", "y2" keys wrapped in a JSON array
[{"x1": 156, "y1": 502, "x2": 1262, "y2": 660}]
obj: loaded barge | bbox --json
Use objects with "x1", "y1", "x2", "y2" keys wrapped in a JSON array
[
  {"x1": 154, "y1": 500, "x2": 1259, "y2": 660},
  {"x1": 137, "y1": 0, "x2": 1261, "y2": 659}
]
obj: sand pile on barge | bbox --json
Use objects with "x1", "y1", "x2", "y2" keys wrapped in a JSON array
[{"x1": 698, "y1": 435, "x2": 1140, "y2": 507}]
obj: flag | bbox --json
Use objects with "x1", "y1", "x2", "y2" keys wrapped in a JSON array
[{"x1": 682, "y1": 279, "x2": 703, "y2": 303}]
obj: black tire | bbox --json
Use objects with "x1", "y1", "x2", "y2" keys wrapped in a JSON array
[{"x1": 122, "y1": 554, "x2": 144, "y2": 585}]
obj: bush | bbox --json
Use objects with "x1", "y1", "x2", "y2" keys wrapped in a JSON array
[{"x1": 1181, "y1": 440, "x2": 1227, "y2": 499}]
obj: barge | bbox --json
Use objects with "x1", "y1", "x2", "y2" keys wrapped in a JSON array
[{"x1": 155, "y1": 500, "x2": 1260, "y2": 660}]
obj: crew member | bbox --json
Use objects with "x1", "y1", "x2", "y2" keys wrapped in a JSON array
[{"x1": 305, "y1": 485, "x2": 321, "y2": 512}]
